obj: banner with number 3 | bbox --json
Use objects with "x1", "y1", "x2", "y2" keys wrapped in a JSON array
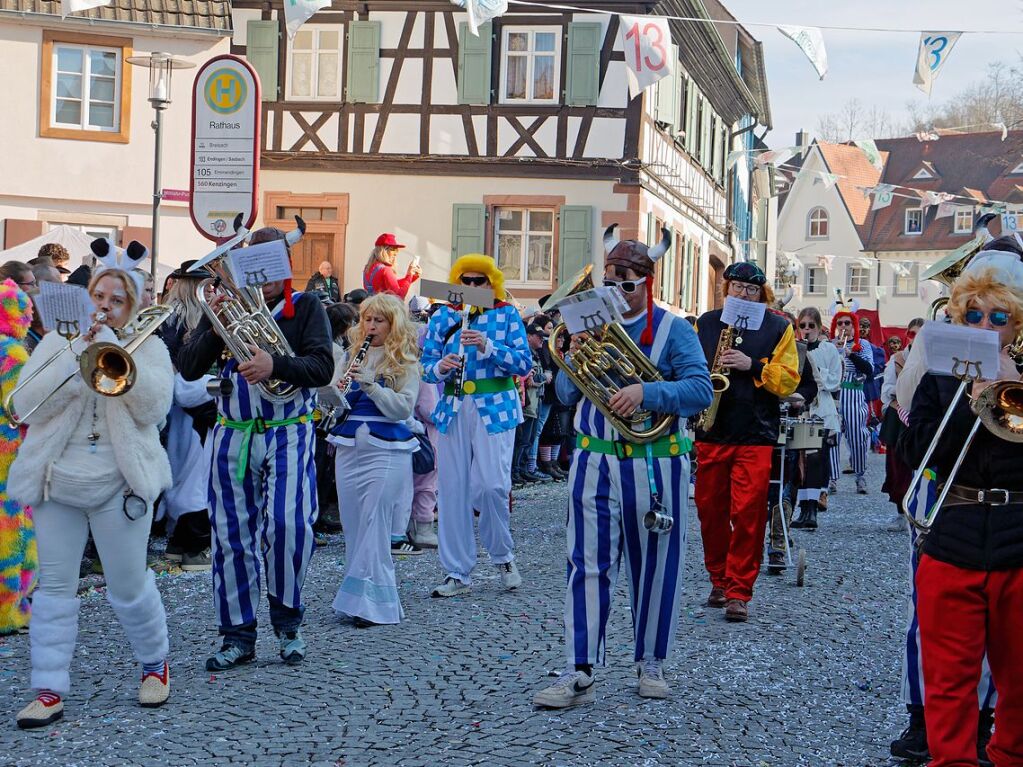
[{"x1": 618, "y1": 15, "x2": 674, "y2": 99}]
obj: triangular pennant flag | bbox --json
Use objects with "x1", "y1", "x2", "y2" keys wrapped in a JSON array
[
  {"x1": 452, "y1": 0, "x2": 509, "y2": 36},
  {"x1": 618, "y1": 15, "x2": 674, "y2": 98},
  {"x1": 994, "y1": 122, "x2": 1008, "y2": 141},
  {"x1": 778, "y1": 26, "x2": 828, "y2": 80},
  {"x1": 854, "y1": 139, "x2": 884, "y2": 171},
  {"x1": 935, "y1": 201, "x2": 958, "y2": 219},
  {"x1": 755, "y1": 147, "x2": 797, "y2": 170},
  {"x1": 913, "y1": 32, "x2": 961, "y2": 96},
  {"x1": 871, "y1": 184, "x2": 896, "y2": 210},
  {"x1": 61, "y1": 0, "x2": 110, "y2": 16},
  {"x1": 726, "y1": 149, "x2": 747, "y2": 171},
  {"x1": 817, "y1": 255, "x2": 835, "y2": 272},
  {"x1": 818, "y1": 171, "x2": 839, "y2": 190},
  {"x1": 284, "y1": 0, "x2": 331, "y2": 39}
]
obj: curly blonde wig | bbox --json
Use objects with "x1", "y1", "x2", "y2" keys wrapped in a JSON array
[
  {"x1": 347, "y1": 293, "x2": 420, "y2": 389},
  {"x1": 947, "y1": 267, "x2": 1023, "y2": 332}
]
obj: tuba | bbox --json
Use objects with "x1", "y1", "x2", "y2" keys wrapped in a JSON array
[
  {"x1": 191, "y1": 215, "x2": 305, "y2": 402},
  {"x1": 922, "y1": 213, "x2": 997, "y2": 320},
  {"x1": 2, "y1": 305, "x2": 171, "y2": 425},
  {"x1": 544, "y1": 265, "x2": 674, "y2": 444}
]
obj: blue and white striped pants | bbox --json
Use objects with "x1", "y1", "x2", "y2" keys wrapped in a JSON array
[
  {"x1": 564, "y1": 449, "x2": 689, "y2": 665},
  {"x1": 831, "y1": 388, "x2": 869, "y2": 480},
  {"x1": 209, "y1": 421, "x2": 317, "y2": 629},
  {"x1": 900, "y1": 470, "x2": 996, "y2": 708}
]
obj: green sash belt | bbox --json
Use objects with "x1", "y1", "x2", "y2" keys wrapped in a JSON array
[
  {"x1": 444, "y1": 376, "x2": 516, "y2": 398},
  {"x1": 217, "y1": 413, "x2": 313, "y2": 481},
  {"x1": 840, "y1": 381, "x2": 864, "y2": 391},
  {"x1": 575, "y1": 432, "x2": 693, "y2": 460}
]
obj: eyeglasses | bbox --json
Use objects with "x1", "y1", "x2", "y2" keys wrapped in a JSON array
[
  {"x1": 798, "y1": 322, "x2": 816, "y2": 330},
  {"x1": 728, "y1": 283, "x2": 761, "y2": 297},
  {"x1": 17, "y1": 279, "x2": 37, "y2": 288},
  {"x1": 965, "y1": 308, "x2": 1011, "y2": 327},
  {"x1": 603, "y1": 277, "x2": 646, "y2": 294},
  {"x1": 460, "y1": 275, "x2": 489, "y2": 287}
]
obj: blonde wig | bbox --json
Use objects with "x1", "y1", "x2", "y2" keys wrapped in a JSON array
[
  {"x1": 947, "y1": 267, "x2": 1023, "y2": 333},
  {"x1": 364, "y1": 245, "x2": 390, "y2": 272},
  {"x1": 347, "y1": 293, "x2": 420, "y2": 389}
]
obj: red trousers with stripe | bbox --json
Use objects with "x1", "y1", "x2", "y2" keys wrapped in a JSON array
[
  {"x1": 695, "y1": 443, "x2": 773, "y2": 602},
  {"x1": 917, "y1": 555, "x2": 1023, "y2": 767}
]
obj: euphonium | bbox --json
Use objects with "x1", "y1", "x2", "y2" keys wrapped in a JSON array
[
  {"x1": 2, "y1": 305, "x2": 172, "y2": 425},
  {"x1": 192, "y1": 216, "x2": 305, "y2": 402},
  {"x1": 922, "y1": 213, "x2": 997, "y2": 319},
  {"x1": 694, "y1": 326, "x2": 735, "y2": 432},
  {"x1": 545, "y1": 265, "x2": 674, "y2": 444}
]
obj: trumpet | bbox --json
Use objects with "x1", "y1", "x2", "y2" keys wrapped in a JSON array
[
  {"x1": 2, "y1": 306, "x2": 172, "y2": 426},
  {"x1": 902, "y1": 341, "x2": 1023, "y2": 533}
]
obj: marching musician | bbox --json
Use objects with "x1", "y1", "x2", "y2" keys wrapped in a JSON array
[
  {"x1": 10, "y1": 244, "x2": 174, "y2": 727},
  {"x1": 421, "y1": 255, "x2": 532, "y2": 599},
  {"x1": 829, "y1": 310, "x2": 874, "y2": 495},
  {"x1": 894, "y1": 245, "x2": 1023, "y2": 766},
  {"x1": 532, "y1": 226, "x2": 712, "y2": 708},
  {"x1": 178, "y1": 227, "x2": 333, "y2": 672},
  {"x1": 693, "y1": 261, "x2": 799, "y2": 623},
  {"x1": 329, "y1": 294, "x2": 421, "y2": 626}
]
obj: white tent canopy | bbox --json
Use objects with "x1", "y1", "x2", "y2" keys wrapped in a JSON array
[{"x1": 0, "y1": 225, "x2": 176, "y2": 284}]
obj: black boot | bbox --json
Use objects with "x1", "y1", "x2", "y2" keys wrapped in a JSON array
[
  {"x1": 890, "y1": 704, "x2": 929, "y2": 761},
  {"x1": 978, "y1": 707, "x2": 994, "y2": 767},
  {"x1": 791, "y1": 502, "x2": 818, "y2": 530}
]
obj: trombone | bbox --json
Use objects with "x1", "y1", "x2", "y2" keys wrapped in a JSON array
[
  {"x1": 2, "y1": 305, "x2": 172, "y2": 426},
  {"x1": 902, "y1": 346, "x2": 1023, "y2": 533}
]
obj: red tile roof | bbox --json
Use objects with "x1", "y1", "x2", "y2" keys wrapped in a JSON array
[
  {"x1": 817, "y1": 142, "x2": 884, "y2": 239},
  {"x1": 862, "y1": 130, "x2": 1023, "y2": 252}
]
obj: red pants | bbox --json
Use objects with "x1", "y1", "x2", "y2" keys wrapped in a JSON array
[
  {"x1": 917, "y1": 555, "x2": 1023, "y2": 767},
  {"x1": 695, "y1": 443, "x2": 772, "y2": 602}
]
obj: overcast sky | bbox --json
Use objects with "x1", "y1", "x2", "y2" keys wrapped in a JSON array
[{"x1": 721, "y1": 0, "x2": 1021, "y2": 145}]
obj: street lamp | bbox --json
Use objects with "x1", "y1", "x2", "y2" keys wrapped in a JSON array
[{"x1": 125, "y1": 52, "x2": 195, "y2": 283}]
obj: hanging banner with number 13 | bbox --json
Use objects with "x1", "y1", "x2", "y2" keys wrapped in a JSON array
[{"x1": 618, "y1": 15, "x2": 674, "y2": 99}]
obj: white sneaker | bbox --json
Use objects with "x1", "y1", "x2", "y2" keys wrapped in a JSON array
[
  {"x1": 886, "y1": 514, "x2": 909, "y2": 532},
  {"x1": 431, "y1": 576, "x2": 470, "y2": 598},
  {"x1": 498, "y1": 561, "x2": 522, "y2": 590},
  {"x1": 637, "y1": 658, "x2": 669, "y2": 699},
  {"x1": 533, "y1": 668, "x2": 595, "y2": 709},
  {"x1": 409, "y1": 520, "x2": 439, "y2": 549}
]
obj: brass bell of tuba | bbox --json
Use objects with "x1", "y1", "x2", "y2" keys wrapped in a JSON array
[
  {"x1": 922, "y1": 213, "x2": 998, "y2": 320},
  {"x1": 544, "y1": 262, "x2": 675, "y2": 445}
]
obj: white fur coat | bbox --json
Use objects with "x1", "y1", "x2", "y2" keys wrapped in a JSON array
[{"x1": 9, "y1": 328, "x2": 174, "y2": 505}]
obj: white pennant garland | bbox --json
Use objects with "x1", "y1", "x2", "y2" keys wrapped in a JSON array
[
  {"x1": 62, "y1": 0, "x2": 110, "y2": 16},
  {"x1": 778, "y1": 25, "x2": 828, "y2": 80},
  {"x1": 283, "y1": 0, "x2": 331, "y2": 39},
  {"x1": 871, "y1": 184, "x2": 896, "y2": 210},
  {"x1": 618, "y1": 15, "x2": 674, "y2": 98},
  {"x1": 854, "y1": 139, "x2": 884, "y2": 171},
  {"x1": 452, "y1": 0, "x2": 509, "y2": 36}
]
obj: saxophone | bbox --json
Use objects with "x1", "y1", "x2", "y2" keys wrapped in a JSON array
[{"x1": 695, "y1": 326, "x2": 736, "y2": 433}]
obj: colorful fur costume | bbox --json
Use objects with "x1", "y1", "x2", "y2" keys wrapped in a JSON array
[{"x1": 0, "y1": 278, "x2": 36, "y2": 634}]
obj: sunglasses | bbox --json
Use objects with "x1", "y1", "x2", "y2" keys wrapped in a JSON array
[
  {"x1": 798, "y1": 322, "x2": 817, "y2": 330},
  {"x1": 460, "y1": 275, "x2": 489, "y2": 287},
  {"x1": 603, "y1": 277, "x2": 646, "y2": 294},
  {"x1": 729, "y1": 283, "x2": 761, "y2": 296},
  {"x1": 835, "y1": 320, "x2": 854, "y2": 327},
  {"x1": 965, "y1": 308, "x2": 1011, "y2": 327}
]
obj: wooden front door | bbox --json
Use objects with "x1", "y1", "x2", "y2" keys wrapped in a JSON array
[
  {"x1": 291, "y1": 232, "x2": 335, "y2": 287},
  {"x1": 264, "y1": 192, "x2": 349, "y2": 292}
]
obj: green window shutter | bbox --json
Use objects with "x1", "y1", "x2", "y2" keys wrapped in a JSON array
[
  {"x1": 684, "y1": 80, "x2": 697, "y2": 152},
  {"x1": 565, "y1": 23, "x2": 601, "y2": 106},
  {"x1": 558, "y1": 206, "x2": 593, "y2": 283},
  {"x1": 457, "y1": 22, "x2": 493, "y2": 105},
  {"x1": 347, "y1": 21, "x2": 381, "y2": 104},
  {"x1": 246, "y1": 20, "x2": 279, "y2": 102},
  {"x1": 700, "y1": 104, "x2": 712, "y2": 168},
  {"x1": 646, "y1": 212, "x2": 656, "y2": 245},
  {"x1": 451, "y1": 204, "x2": 487, "y2": 261},
  {"x1": 653, "y1": 45, "x2": 680, "y2": 132}
]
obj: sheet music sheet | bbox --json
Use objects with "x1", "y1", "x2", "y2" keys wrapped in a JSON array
[
  {"x1": 36, "y1": 281, "x2": 93, "y2": 336},
  {"x1": 916, "y1": 320, "x2": 1002, "y2": 380},
  {"x1": 227, "y1": 240, "x2": 293, "y2": 287},
  {"x1": 720, "y1": 296, "x2": 766, "y2": 331},
  {"x1": 418, "y1": 279, "x2": 495, "y2": 309},
  {"x1": 561, "y1": 296, "x2": 615, "y2": 334}
]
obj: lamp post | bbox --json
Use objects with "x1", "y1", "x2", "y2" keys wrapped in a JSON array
[{"x1": 125, "y1": 52, "x2": 195, "y2": 283}]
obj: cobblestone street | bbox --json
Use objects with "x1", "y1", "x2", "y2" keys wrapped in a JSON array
[{"x1": 1, "y1": 452, "x2": 914, "y2": 766}]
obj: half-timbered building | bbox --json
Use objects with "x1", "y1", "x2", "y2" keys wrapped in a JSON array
[{"x1": 229, "y1": 0, "x2": 771, "y2": 309}]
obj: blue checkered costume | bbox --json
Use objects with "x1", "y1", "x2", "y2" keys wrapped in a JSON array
[{"x1": 422, "y1": 303, "x2": 532, "y2": 584}]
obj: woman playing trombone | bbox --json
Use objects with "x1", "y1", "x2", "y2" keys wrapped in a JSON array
[
  {"x1": 898, "y1": 247, "x2": 1023, "y2": 767},
  {"x1": 8, "y1": 247, "x2": 174, "y2": 728}
]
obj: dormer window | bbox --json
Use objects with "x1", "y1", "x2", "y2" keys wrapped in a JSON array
[
  {"x1": 911, "y1": 161, "x2": 938, "y2": 180},
  {"x1": 1010, "y1": 160, "x2": 1023, "y2": 175},
  {"x1": 905, "y1": 208, "x2": 924, "y2": 235}
]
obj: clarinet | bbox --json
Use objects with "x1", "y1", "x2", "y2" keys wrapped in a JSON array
[
  {"x1": 321, "y1": 335, "x2": 373, "y2": 433},
  {"x1": 450, "y1": 307, "x2": 471, "y2": 414}
]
